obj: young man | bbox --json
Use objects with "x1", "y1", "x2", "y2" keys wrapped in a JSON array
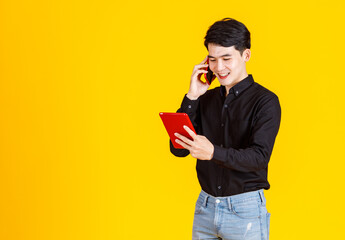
[{"x1": 170, "y1": 18, "x2": 281, "y2": 239}]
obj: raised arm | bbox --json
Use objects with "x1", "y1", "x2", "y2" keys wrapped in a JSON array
[{"x1": 170, "y1": 56, "x2": 210, "y2": 157}]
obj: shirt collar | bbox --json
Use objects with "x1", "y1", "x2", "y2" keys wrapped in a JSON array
[{"x1": 220, "y1": 74, "x2": 254, "y2": 97}]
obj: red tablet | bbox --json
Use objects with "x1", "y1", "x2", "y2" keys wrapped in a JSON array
[{"x1": 159, "y1": 112, "x2": 196, "y2": 149}]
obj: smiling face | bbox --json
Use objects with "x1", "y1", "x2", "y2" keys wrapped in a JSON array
[{"x1": 208, "y1": 43, "x2": 251, "y2": 92}]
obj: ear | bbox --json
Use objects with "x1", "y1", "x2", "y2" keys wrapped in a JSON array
[{"x1": 242, "y1": 49, "x2": 251, "y2": 62}]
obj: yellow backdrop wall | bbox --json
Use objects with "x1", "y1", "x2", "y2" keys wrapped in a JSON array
[{"x1": 1, "y1": 0, "x2": 345, "y2": 239}]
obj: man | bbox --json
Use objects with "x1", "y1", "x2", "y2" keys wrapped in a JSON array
[{"x1": 170, "y1": 18, "x2": 281, "y2": 240}]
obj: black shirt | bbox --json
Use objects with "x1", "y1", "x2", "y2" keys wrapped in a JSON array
[{"x1": 170, "y1": 74, "x2": 281, "y2": 196}]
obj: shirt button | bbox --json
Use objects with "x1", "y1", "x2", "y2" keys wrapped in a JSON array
[
  {"x1": 221, "y1": 123, "x2": 224, "y2": 127},
  {"x1": 224, "y1": 104, "x2": 228, "y2": 108},
  {"x1": 218, "y1": 186, "x2": 222, "y2": 189},
  {"x1": 235, "y1": 90, "x2": 239, "y2": 95},
  {"x1": 220, "y1": 144, "x2": 223, "y2": 147},
  {"x1": 216, "y1": 199, "x2": 220, "y2": 203},
  {"x1": 188, "y1": 105, "x2": 192, "y2": 108}
]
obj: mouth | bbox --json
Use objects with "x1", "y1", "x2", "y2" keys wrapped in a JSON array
[{"x1": 217, "y1": 72, "x2": 230, "y2": 80}]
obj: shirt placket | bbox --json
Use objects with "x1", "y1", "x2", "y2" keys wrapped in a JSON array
[{"x1": 216, "y1": 93, "x2": 235, "y2": 196}]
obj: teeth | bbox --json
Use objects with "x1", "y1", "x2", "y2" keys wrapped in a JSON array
[{"x1": 219, "y1": 73, "x2": 230, "y2": 77}]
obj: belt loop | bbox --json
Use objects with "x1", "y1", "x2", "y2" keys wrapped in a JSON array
[
  {"x1": 203, "y1": 195, "x2": 208, "y2": 207},
  {"x1": 227, "y1": 197, "x2": 232, "y2": 211},
  {"x1": 259, "y1": 190, "x2": 264, "y2": 204}
]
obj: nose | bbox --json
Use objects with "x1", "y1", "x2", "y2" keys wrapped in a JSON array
[{"x1": 215, "y1": 60, "x2": 225, "y2": 72}]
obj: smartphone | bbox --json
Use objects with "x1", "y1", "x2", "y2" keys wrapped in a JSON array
[{"x1": 204, "y1": 57, "x2": 216, "y2": 85}]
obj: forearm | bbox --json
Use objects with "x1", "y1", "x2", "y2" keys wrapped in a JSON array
[
  {"x1": 169, "y1": 94, "x2": 200, "y2": 158},
  {"x1": 212, "y1": 144, "x2": 273, "y2": 172},
  {"x1": 177, "y1": 94, "x2": 200, "y2": 131}
]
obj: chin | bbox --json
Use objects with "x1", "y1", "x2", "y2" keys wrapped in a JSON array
[{"x1": 218, "y1": 77, "x2": 233, "y2": 86}]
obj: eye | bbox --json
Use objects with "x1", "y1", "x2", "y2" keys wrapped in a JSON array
[
  {"x1": 209, "y1": 59, "x2": 216, "y2": 62},
  {"x1": 223, "y1": 58, "x2": 231, "y2": 61}
]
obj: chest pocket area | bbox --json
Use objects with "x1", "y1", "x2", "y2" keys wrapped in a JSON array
[{"x1": 226, "y1": 117, "x2": 252, "y2": 147}]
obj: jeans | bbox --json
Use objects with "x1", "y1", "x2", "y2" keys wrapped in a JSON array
[{"x1": 192, "y1": 189, "x2": 270, "y2": 240}]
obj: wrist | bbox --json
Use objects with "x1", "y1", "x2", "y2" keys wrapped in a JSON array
[
  {"x1": 186, "y1": 92, "x2": 199, "y2": 100},
  {"x1": 209, "y1": 145, "x2": 214, "y2": 160}
]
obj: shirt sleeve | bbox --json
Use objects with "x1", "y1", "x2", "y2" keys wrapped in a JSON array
[
  {"x1": 170, "y1": 94, "x2": 201, "y2": 157},
  {"x1": 212, "y1": 95, "x2": 281, "y2": 172}
]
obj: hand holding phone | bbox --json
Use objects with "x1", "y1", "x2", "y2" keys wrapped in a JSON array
[
  {"x1": 187, "y1": 56, "x2": 214, "y2": 100},
  {"x1": 204, "y1": 57, "x2": 216, "y2": 85}
]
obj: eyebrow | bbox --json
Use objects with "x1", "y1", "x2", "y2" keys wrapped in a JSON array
[{"x1": 208, "y1": 54, "x2": 232, "y2": 58}]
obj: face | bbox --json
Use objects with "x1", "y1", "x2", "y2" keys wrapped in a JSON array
[{"x1": 207, "y1": 43, "x2": 251, "y2": 88}]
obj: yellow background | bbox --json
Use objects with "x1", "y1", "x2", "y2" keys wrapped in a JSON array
[{"x1": 1, "y1": 0, "x2": 345, "y2": 239}]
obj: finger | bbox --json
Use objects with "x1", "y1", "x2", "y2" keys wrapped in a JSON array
[
  {"x1": 183, "y1": 125, "x2": 197, "y2": 139},
  {"x1": 193, "y1": 64, "x2": 208, "y2": 73},
  {"x1": 193, "y1": 69, "x2": 208, "y2": 77},
  {"x1": 195, "y1": 68, "x2": 208, "y2": 73},
  {"x1": 196, "y1": 63, "x2": 209, "y2": 68},
  {"x1": 175, "y1": 132, "x2": 194, "y2": 146},
  {"x1": 195, "y1": 74, "x2": 211, "y2": 86},
  {"x1": 175, "y1": 138, "x2": 191, "y2": 150}
]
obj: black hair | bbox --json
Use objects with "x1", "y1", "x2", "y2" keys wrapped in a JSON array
[{"x1": 204, "y1": 18, "x2": 251, "y2": 55}]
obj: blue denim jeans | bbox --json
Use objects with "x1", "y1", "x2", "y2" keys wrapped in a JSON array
[{"x1": 192, "y1": 189, "x2": 270, "y2": 240}]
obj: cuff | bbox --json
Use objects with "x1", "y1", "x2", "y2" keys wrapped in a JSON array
[
  {"x1": 212, "y1": 145, "x2": 228, "y2": 164},
  {"x1": 180, "y1": 94, "x2": 199, "y2": 113}
]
